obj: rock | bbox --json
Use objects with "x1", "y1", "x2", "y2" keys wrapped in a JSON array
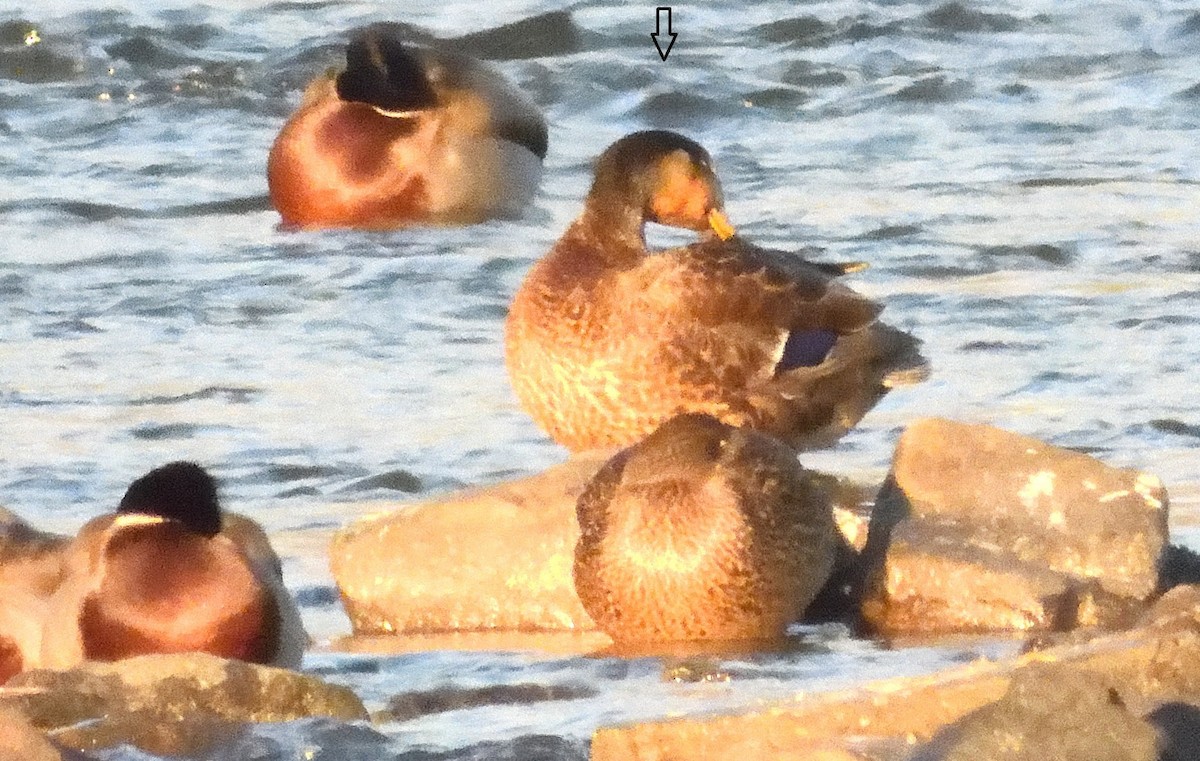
[
  {"x1": 861, "y1": 517, "x2": 1146, "y2": 633},
  {"x1": 1142, "y1": 583, "x2": 1200, "y2": 632},
  {"x1": 913, "y1": 589, "x2": 1200, "y2": 760},
  {"x1": 375, "y1": 682, "x2": 598, "y2": 723},
  {"x1": 332, "y1": 456, "x2": 607, "y2": 634},
  {"x1": 909, "y1": 663, "x2": 1159, "y2": 761},
  {"x1": 589, "y1": 583, "x2": 1200, "y2": 761},
  {"x1": 863, "y1": 517, "x2": 1080, "y2": 631},
  {"x1": 0, "y1": 705, "x2": 88, "y2": 761},
  {"x1": 2, "y1": 652, "x2": 367, "y2": 756},
  {"x1": 861, "y1": 418, "x2": 1168, "y2": 633},
  {"x1": 333, "y1": 456, "x2": 872, "y2": 636}
]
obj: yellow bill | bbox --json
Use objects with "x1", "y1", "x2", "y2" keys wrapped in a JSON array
[
  {"x1": 112, "y1": 513, "x2": 168, "y2": 529},
  {"x1": 707, "y1": 208, "x2": 736, "y2": 241}
]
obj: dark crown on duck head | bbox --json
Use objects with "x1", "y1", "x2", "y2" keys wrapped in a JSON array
[
  {"x1": 589, "y1": 131, "x2": 718, "y2": 203},
  {"x1": 618, "y1": 413, "x2": 733, "y2": 488},
  {"x1": 335, "y1": 28, "x2": 438, "y2": 113},
  {"x1": 117, "y1": 461, "x2": 222, "y2": 538},
  {"x1": 585, "y1": 130, "x2": 733, "y2": 242}
]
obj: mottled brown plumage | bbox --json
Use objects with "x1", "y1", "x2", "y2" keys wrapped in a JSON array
[
  {"x1": 505, "y1": 130, "x2": 927, "y2": 452},
  {"x1": 573, "y1": 413, "x2": 837, "y2": 643}
]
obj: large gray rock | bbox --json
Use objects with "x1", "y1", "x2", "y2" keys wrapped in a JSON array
[
  {"x1": 861, "y1": 418, "x2": 1169, "y2": 633},
  {"x1": 864, "y1": 517, "x2": 1084, "y2": 631},
  {"x1": 2, "y1": 652, "x2": 366, "y2": 756}
]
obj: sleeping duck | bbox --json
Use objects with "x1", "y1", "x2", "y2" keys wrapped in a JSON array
[
  {"x1": 505, "y1": 130, "x2": 927, "y2": 452},
  {"x1": 574, "y1": 413, "x2": 837, "y2": 643},
  {"x1": 268, "y1": 24, "x2": 547, "y2": 229},
  {"x1": 0, "y1": 508, "x2": 70, "y2": 682},
  {"x1": 0, "y1": 462, "x2": 304, "y2": 679}
]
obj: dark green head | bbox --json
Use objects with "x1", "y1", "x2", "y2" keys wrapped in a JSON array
[
  {"x1": 336, "y1": 28, "x2": 438, "y2": 113},
  {"x1": 118, "y1": 461, "x2": 222, "y2": 538}
]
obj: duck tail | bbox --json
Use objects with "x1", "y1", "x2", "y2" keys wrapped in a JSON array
[
  {"x1": 756, "y1": 322, "x2": 928, "y2": 449},
  {"x1": 809, "y1": 259, "x2": 870, "y2": 277},
  {"x1": 869, "y1": 323, "x2": 930, "y2": 388}
]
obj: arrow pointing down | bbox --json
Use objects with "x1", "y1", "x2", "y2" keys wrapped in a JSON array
[{"x1": 651, "y1": 7, "x2": 676, "y2": 61}]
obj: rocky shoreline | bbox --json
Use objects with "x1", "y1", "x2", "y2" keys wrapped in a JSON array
[
  {"x1": 332, "y1": 417, "x2": 1185, "y2": 641},
  {"x1": 3, "y1": 416, "x2": 1198, "y2": 759},
  {"x1": 328, "y1": 415, "x2": 1199, "y2": 760},
  {"x1": 591, "y1": 584, "x2": 1200, "y2": 760}
]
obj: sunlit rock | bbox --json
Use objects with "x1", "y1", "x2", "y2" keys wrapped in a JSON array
[
  {"x1": 331, "y1": 456, "x2": 607, "y2": 634},
  {"x1": 861, "y1": 418, "x2": 1169, "y2": 633},
  {"x1": 910, "y1": 663, "x2": 1159, "y2": 761},
  {"x1": 590, "y1": 584, "x2": 1200, "y2": 761},
  {"x1": 2, "y1": 652, "x2": 367, "y2": 756},
  {"x1": 0, "y1": 705, "x2": 84, "y2": 761},
  {"x1": 332, "y1": 453, "x2": 871, "y2": 636},
  {"x1": 911, "y1": 587, "x2": 1200, "y2": 760}
]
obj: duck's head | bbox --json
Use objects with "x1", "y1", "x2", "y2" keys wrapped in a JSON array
[
  {"x1": 117, "y1": 461, "x2": 221, "y2": 538},
  {"x1": 81, "y1": 463, "x2": 276, "y2": 662},
  {"x1": 586, "y1": 131, "x2": 736, "y2": 244},
  {"x1": 618, "y1": 413, "x2": 734, "y2": 489},
  {"x1": 334, "y1": 28, "x2": 439, "y2": 117}
]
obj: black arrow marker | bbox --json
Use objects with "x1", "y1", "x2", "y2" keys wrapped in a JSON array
[{"x1": 651, "y1": 6, "x2": 676, "y2": 61}]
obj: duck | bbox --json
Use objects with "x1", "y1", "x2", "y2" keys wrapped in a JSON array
[
  {"x1": 573, "y1": 413, "x2": 837, "y2": 643},
  {"x1": 267, "y1": 24, "x2": 548, "y2": 229},
  {"x1": 26, "y1": 462, "x2": 306, "y2": 672},
  {"x1": 505, "y1": 129, "x2": 928, "y2": 452},
  {"x1": 0, "y1": 508, "x2": 70, "y2": 682}
]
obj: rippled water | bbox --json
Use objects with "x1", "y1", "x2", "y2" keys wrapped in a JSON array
[{"x1": 2, "y1": 0, "x2": 1199, "y2": 758}]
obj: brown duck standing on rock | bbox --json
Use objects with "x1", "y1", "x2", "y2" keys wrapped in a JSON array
[
  {"x1": 574, "y1": 413, "x2": 837, "y2": 643},
  {"x1": 505, "y1": 130, "x2": 928, "y2": 452}
]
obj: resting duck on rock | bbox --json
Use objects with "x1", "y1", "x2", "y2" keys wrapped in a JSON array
[
  {"x1": 505, "y1": 130, "x2": 928, "y2": 452},
  {"x1": 0, "y1": 506, "x2": 71, "y2": 681},
  {"x1": 268, "y1": 25, "x2": 547, "y2": 229},
  {"x1": 574, "y1": 413, "x2": 837, "y2": 643},
  {"x1": 0, "y1": 463, "x2": 304, "y2": 681}
]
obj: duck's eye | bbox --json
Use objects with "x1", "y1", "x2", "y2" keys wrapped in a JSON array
[{"x1": 705, "y1": 437, "x2": 727, "y2": 460}]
